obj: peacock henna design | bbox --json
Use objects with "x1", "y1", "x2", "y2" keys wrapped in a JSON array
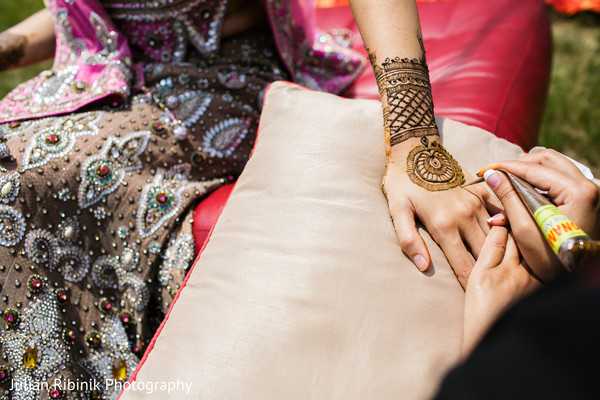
[
  {"x1": 0, "y1": 32, "x2": 28, "y2": 72},
  {"x1": 406, "y1": 136, "x2": 465, "y2": 191}
]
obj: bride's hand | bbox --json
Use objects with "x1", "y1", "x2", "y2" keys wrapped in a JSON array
[{"x1": 383, "y1": 146, "x2": 501, "y2": 288}]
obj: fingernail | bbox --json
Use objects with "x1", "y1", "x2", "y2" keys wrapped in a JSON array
[
  {"x1": 477, "y1": 163, "x2": 500, "y2": 177},
  {"x1": 528, "y1": 146, "x2": 546, "y2": 154},
  {"x1": 413, "y1": 254, "x2": 429, "y2": 272},
  {"x1": 483, "y1": 169, "x2": 501, "y2": 189},
  {"x1": 486, "y1": 212, "x2": 507, "y2": 226}
]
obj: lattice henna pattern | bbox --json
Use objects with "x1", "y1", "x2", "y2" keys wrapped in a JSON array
[
  {"x1": 378, "y1": 57, "x2": 438, "y2": 146},
  {"x1": 369, "y1": 45, "x2": 464, "y2": 191},
  {"x1": 0, "y1": 32, "x2": 27, "y2": 72}
]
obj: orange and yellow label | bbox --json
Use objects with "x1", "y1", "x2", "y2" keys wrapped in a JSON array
[{"x1": 533, "y1": 205, "x2": 586, "y2": 254}]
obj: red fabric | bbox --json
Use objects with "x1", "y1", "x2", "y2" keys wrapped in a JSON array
[
  {"x1": 320, "y1": 0, "x2": 552, "y2": 150},
  {"x1": 192, "y1": 184, "x2": 235, "y2": 253},
  {"x1": 192, "y1": 0, "x2": 552, "y2": 265}
]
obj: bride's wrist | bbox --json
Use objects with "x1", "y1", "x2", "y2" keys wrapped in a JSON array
[{"x1": 386, "y1": 133, "x2": 465, "y2": 190}]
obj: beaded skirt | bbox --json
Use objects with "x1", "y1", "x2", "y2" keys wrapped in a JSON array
[{"x1": 0, "y1": 29, "x2": 287, "y2": 399}]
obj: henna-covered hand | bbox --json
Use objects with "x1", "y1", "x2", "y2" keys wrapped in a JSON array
[
  {"x1": 370, "y1": 44, "x2": 499, "y2": 286},
  {"x1": 0, "y1": 32, "x2": 28, "y2": 72}
]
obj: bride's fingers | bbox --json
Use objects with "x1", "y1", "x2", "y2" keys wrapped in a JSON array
[
  {"x1": 390, "y1": 206, "x2": 432, "y2": 272},
  {"x1": 433, "y1": 229, "x2": 474, "y2": 288},
  {"x1": 463, "y1": 214, "x2": 488, "y2": 260}
]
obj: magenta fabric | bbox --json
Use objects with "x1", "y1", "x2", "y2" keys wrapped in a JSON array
[
  {"x1": 0, "y1": 0, "x2": 366, "y2": 124},
  {"x1": 0, "y1": 0, "x2": 133, "y2": 123}
]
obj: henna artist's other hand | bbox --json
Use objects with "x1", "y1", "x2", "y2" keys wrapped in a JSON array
[
  {"x1": 482, "y1": 149, "x2": 599, "y2": 282},
  {"x1": 462, "y1": 225, "x2": 541, "y2": 356},
  {"x1": 383, "y1": 138, "x2": 501, "y2": 288}
]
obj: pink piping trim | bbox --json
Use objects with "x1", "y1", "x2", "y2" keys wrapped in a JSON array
[{"x1": 116, "y1": 80, "x2": 293, "y2": 398}]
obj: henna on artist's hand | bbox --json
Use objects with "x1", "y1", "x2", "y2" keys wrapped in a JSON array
[{"x1": 0, "y1": 32, "x2": 28, "y2": 72}]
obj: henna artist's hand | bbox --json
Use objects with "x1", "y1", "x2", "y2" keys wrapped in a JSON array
[
  {"x1": 462, "y1": 225, "x2": 541, "y2": 356},
  {"x1": 482, "y1": 148, "x2": 600, "y2": 282},
  {"x1": 383, "y1": 140, "x2": 499, "y2": 287}
]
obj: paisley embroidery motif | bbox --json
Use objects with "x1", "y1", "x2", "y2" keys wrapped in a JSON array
[
  {"x1": 86, "y1": 314, "x2": 139, "y2": 399},
  {"x1": 0, "y1": 173, "x2": 20, "y2": 204},
  {"x1": 0, "y1": 204, "x2": 26, "y2": 247},
  {"x1": 21, "y1": 112, "x2": 104, "y2": 171},
  {"x1": 24, "y1": 229, "x2": 59, "y2": 269},
  {"x1": 56, "y1": 216, "x2": 80, "y2": 244},
  {"x1": 166, "y1": 91, "x2": 213, "y2": 128},
  {"x1": 92, "y1": 256, "x2": 122, "y2": 290},
  {"x1": 54, "y1": 8, "x2": 88, "y2": 66},
  {"x1": 78, "y1": 130, "x2": 151, "y2": 208},
  {"x1": 104, "y1": 0, "x2": 228, "y2": 61},
  {"x1": 91, "y1": 254, "x2": 148, "y2": 311},
  {"x1": 159, "y1": 233, "x2": 195, "y2": 285},
  {"x1": 32, "y1": 66, "x2": 80, "y2": 106},
  {"x1": 153, "y1": 77, "x2": 213, "y2": 129},
  {"x1": 57, "y1": 246, "x2": 92, "y2": 283},
  {"x1": 136, "y1": 164, "x2": 191, "y2": 238},
  {"x1": 24, "y1": 225, "x2": 91, "y2": 283},
  {"x1": 202, "y1": 117, "x2": 251, "y2": 158},
  {"x1": 121, "y1": 275, "x2": 150, "y2": 311},
  {"x1": 0, "y1": 290, "x2": 69, "y2": 398}
]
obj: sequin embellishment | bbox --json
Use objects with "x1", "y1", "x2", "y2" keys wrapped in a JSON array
[
  {"x1": 136, "y1": 164, "x2": 192, "y2": 238},
  {"x1": 202, "y1": 117, "x2": 251, "y2": 158},
  {"x1": 164, "y1": 91, "x2": 212, "y2": 128},
  {"x1": 91, "y1": 253, "x2": 148, "y2": 311},
  {"x1": 32, "y1": 66, "x2": 80, "y2": 106},
  {"x1": 158, "y1": 233, "x2": 195, "y2": 286},
  {"x1": 0, "y1": 173, "x2": 20, "y2": 204},
  {"x1": 78, "y1": 131, "x2": 151, "y2": 208},
  {"x1": 22, "y1": 112, "x2": 104, "y2": 171},
  {"x1": 0, "y1": 290, "x2": 69, "y2": 399},
  {"x1": 86, "y1": 315, "x2": 139, "y2": 399},
  {"x1": 0, "y1": 205, "x2": 26, "y2": 247},
  {"x1": 104, "y1": 0, "x2": 228, "y2": 62},
  {"x1": 24, "y1": 226, "x2": 90, "y2": 283}
]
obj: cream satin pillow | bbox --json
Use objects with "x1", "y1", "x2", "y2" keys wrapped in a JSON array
[{"x1": 120, "y1": 82, "x2": 524, "y2": 400}]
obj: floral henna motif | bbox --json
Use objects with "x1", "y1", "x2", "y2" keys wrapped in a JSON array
[
  {"x1": 406, "y1": 137, "x2": 464, "y2": 191},
  {"x1": 369, "y1": 41, "x2": 464, "y2": 191},
  {"x1": 0, "y1": 32, "x2": 27, "y2": 72}
]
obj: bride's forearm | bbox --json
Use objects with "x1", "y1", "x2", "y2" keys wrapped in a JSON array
[
  {"x1": 348, "y1": 0, "x2": 464, "y2": 191},
  {"x1": 0, "y1": 8, "x2": 55, "y2": 72}
]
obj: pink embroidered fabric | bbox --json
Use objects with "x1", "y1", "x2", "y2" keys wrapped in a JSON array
[
  {"x1": 0, "y1": 0, "x2": 133, "y2": 123},
  {"x1": 0, "y1": 0, "x2": 366, "y2": 124}
]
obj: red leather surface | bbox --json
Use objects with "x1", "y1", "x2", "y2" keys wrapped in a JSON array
[
  {"x1": 193, "y1": 0, "x2": 552, "y2": 251},
  {"x1": 320, "y1": 0, "x2": 552, "y2": 150}
]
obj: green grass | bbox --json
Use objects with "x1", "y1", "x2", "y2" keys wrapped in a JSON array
[
  {"x1": 0, "y1": 1, "x2": 51, "y2": 97},
  {"x1": 0, "y1": 4, "x2": 598, "y2": 176},
  {"x1": 539, "y1": 12, "x2": 600, "y2": 177}
]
